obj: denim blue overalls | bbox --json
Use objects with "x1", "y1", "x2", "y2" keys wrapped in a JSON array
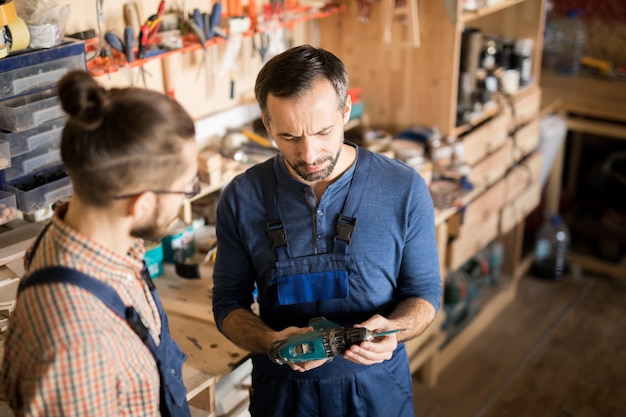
[
  {"x1": 249, "y1": 147, "x2": 415, "y2": 417},
  {"x1": 18, "y1": 222, "x2": 191, "y2": 417}
]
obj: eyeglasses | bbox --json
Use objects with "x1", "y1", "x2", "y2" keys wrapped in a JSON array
[{"x1": 113, "y1": 175, "x2": 201, "y2": 200}]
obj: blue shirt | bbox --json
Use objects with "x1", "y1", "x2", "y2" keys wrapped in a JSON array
[{"x1": 212, "y1": 145, "x2": 441, "y2": 331}]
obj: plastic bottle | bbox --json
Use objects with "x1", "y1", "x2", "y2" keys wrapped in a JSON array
[
  {"x1": 514, "y1": 38, "x2": 533, "y2": 86},
  {"x1": 532, "y1": 214, "x2": 570, "y2": 280},
  {"x1": 546, "y1": 9, "x2": 586, "y2": 75}
]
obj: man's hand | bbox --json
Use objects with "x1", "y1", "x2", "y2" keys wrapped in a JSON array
[
  {"x1": 343, "y1": 314, "x2": 398, "y2": 365},
  {"x1": 272, "y1": 326, "x2": 330, "y2": 372}
]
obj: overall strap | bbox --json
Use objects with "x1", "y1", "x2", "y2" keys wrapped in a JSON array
[
  {"x1": 261, "y1": 157, "x2": 290, "y2": 261},
  {"x1": 24, "y1": 221, "x2": 54, "y2": 267},
  {"x1": 19, "y1": 266, "x2": 154, "y2": 347},
  {"x1": 334, "y1": 146, "x2": 373, "y2": 254}
]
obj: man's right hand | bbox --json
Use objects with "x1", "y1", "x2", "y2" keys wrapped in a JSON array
[{"x1": 271, "y1": 326, "x2": 330, "y2": 372}]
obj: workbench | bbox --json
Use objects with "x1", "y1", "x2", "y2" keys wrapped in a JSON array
[{"x1": 540, "y1": 70, "x2": 626, "y2": 280}]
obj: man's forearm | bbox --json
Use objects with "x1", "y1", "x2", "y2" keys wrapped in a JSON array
[
  {"x1": 221, "y1": 308, "x2": 278, "y2": 354},
  {"x1": 388, "y1": 297, "x2": 436, "y2": 343}
]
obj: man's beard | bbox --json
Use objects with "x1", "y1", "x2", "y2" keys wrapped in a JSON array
[
  {"x1": 284, "y1": 147, "x2": 341, "y2": 183},
  {"x1": 130, "y1": 204, "x2": 172, "y2": 241}
]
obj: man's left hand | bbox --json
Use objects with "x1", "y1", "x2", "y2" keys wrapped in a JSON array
[{"x1": 342, "y1": 314, "x2": 398, "y2": 365}]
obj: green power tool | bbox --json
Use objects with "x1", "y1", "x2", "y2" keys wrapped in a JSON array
[{"x1": 267, "y1": 317, "x2": 405, "y2": 365}]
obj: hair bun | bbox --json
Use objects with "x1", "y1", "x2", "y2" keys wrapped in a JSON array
[{"x1": 57, "y1": 70, "x2": 109, "y2": 128}]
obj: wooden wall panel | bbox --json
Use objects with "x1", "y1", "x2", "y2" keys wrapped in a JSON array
[{"x1": 319, "y1": 0, "x2": 460, "y2": 135}]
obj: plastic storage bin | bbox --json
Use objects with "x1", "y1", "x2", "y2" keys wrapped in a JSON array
[
  {"x1": 0, "y1": 140, "x2": 10, "y2": 170},
  {"x1": 0, "y1": 88, "x2": 65, "y2": 132},
  {"x1": 0, "y1": 39, "x2": 86, "y2": 100},
  {"x1": 0, "y1": 117, "x2": 65, "y2": 157},
  {"x1": 3, "y1": 148, "x2": 62, "y2": 182},
  {"x1": 0, "y1": 190, "x2": 17, "y2": 225},
  {"x1": 6, "y1": 171, "x2": 72, "y2": 214}
]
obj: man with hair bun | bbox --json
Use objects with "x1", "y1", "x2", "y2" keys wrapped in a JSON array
[{"x1": 1, "y1": 71, "x2": 198, "y2": 417}]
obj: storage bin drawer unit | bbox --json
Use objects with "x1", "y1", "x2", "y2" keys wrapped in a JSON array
[
  {"x1": 0, "y1": 39, "x2": 86, "y2": 100},
  {"x1": 461, "y1": 114, "x2": 508, "y2": 166},
  {"x1": 3, "y1": 149, "x2": 62, "y2": 182},
  {"x1": 6, "y1": 172, "x2": 72, "y2": 214},
  {"x1": 511, "y1": 118, "x2": 541, "y2": 162},
  {"x1": 0, "y1": 190, "x2": 17, "y2": 226},
  {"x1": 447, "y1": 212, "x2": 499, "y2": 272},
  {"x1": 500, "y1": 182, "x2": 541, "y2": 234},
  {"x1": 446, "y1": 180, "x2": 506, "y2": 271},
  {"x1": 504, "y1": 151, "x2": 543, "y2": 204},
  {"x1": 0, "y1": 140, "x2": 10, "y2": 170},
  {"x1": 504, "y1": 87, "x2": 542, "y2": 132},
  {"x1": 0, "y1": 117, "x2": 65, "y2": 157},
  {"x1": 468, "y1": 140, "x2": 512, "y2": 190},
  {"x1": 0, "y1": 88, "x2": 64, "y2": 132}
]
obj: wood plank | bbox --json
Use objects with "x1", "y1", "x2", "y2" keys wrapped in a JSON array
[{"x1": 184, "y1": 364, "x2": 216, "y2": 401}]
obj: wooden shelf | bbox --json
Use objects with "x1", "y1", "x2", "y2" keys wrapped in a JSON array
[
  {"x1": 461, "y1": 0, "x2": 530, "y2": 24},
  {"x1": 439, "y1": 279, "x2": 516, "y2": 370},
  {"x1": 567, "y1": 252, "x2": 626, "y2": 281}
]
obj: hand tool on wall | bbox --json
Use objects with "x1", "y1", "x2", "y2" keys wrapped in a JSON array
[
  {"x1": 356, "y1": 0, "x2": 376, "y2": 22},
  {"x1": 207, "y1": 2, "x2": 222, "y2": 40},
  {"x1": 136, "y1": 23, "x2": 150, "y2": 59},
  {"x1": 105, "y1": 31, "x2": 126, "y2": 55},
  {"x1": 227, "y1": 0, "x2": 244, "y2": 17},
  {"x1": 183, "y1": 17, "x2": 208, "y2": 81},
  {"x1": 148, "y1": 0, "x2": 166, "y2": 39},
  {"x1": 105, "y1": 29, "x2": 135, "y2": 64},
  {"x1": 123, "y1": 2, "x2": 142, "y2": 34},
  {"x1": 383, "y1": 0, "x2": 420, "y2": 47},
  {"x1": 193, "y1": 8, "x2": 204, "y2": 37},
  {"x1": 267, "y1": 317, "x2": 405, "y2": 364},
  {"x1": 207, "y1": 2, "x2": 223, "y2": 73},
  {"x1": 220, "y1": 15, "x2": 250, "y2": 99},
  {"x1": 124, "y1": 26, "x2": 135, "y2": 63}
]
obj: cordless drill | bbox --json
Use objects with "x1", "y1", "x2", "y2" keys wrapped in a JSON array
[{"x1": 267, "y1": 317, "x2": 404, "y2": 364}]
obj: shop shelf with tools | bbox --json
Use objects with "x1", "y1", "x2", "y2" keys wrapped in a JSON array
[
  {"x1": 86, "y1": 3, "x2": 346, "y2": 78},
  {"x1": 317, "y1": 0, "x2": 547, "y2": 379}
]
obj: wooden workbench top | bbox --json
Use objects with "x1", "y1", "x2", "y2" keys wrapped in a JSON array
[
  {"x1": 540, "y1": 70, "x2": 626, "y2": 123},
  {"x1": 153, "y1": 262, "x2": 250, "y2": 382}
]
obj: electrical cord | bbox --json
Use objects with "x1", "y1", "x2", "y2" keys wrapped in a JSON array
[{"x1": 493, "y1": 67, "x2": 528, "y2": 178}]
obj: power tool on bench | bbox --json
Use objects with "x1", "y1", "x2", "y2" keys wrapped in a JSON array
[{"x1": 267, "y1": 317, "x2": 405, "y2": 365}]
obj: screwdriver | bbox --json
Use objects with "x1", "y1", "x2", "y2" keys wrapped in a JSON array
[
  {"x1": 207, "y1": 2, "x2": 222, "y2": 40},
  {"x1": 124, "y1": 26, "x2": 135, "y2": 63},
  {"x1": 136, "y1": 24, "x2": 150, "y2": 59},
  {"x1": 193, "y1": 8, "x2": 204, "y2": 37},
  {"x1": 104, "y1": 31, "x2": 125, "y2": 55}
]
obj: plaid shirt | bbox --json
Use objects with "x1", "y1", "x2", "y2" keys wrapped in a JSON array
[{"x1": 1, "y1": 204, "x2": 162, "y2": 416}]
